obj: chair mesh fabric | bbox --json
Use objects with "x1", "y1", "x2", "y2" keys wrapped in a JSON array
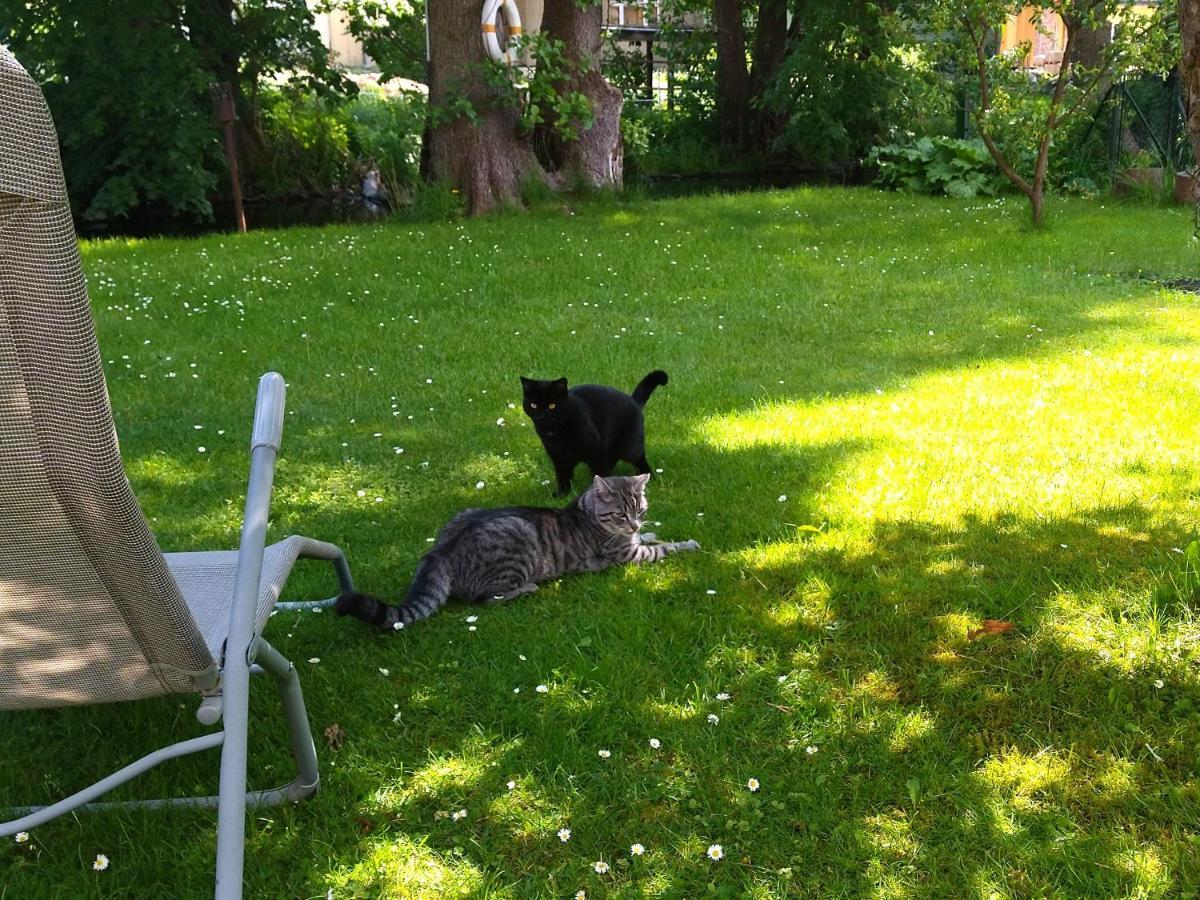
[
  {"x1": 167, "y1": 536, "x2": 321, "y2": 660},
  {"x1": 0, "y1": 47, "x2": 216, "y2": 710}
]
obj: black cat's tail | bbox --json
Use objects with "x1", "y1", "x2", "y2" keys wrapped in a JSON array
[
  {"x1": 631, "y1": 370, "x2": 669, "y2": 407},
  {"x1": 335, "y1": 554, "x2": 452, "y2": 632}
]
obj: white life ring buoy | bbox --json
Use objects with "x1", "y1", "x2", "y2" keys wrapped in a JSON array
[{"x1": 481, "y1": 0, "x2": 523, "y2": 64}]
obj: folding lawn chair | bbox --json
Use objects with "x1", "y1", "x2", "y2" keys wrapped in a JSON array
[{"x1": 0, "y1": 47, "x2": 352, "y2": 899}]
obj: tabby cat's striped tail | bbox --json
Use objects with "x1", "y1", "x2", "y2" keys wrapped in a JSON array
[{"x1": 335, "y1": 554, "x2": 452, "y2": 632}]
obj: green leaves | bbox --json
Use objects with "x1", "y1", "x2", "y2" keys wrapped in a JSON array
[{"x1": 869, "y1": 136, "x2": 1005, "y2": 198}]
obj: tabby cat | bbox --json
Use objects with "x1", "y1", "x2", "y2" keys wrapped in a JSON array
[
  {"x1": 521, "y1": 370, "x2": 668, "y2": 496},
  {"x1": 335, "y1": 474, "x2": 698, "y2": 631}
]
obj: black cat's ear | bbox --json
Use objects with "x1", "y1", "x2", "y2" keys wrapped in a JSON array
[
  {"x1": 552, "y1": 377, "x2": 568, "y2": 392},
  {"x1": 520, "y1": 376, "x2": 532, "y2": 387},
  {"x1": 592, "y1": 475, "x2": 612, "y2": 498}
]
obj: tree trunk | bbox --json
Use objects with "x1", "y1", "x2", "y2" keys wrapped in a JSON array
[
  {"x1": 748, "y1": 0, "x2": 788, "y2": 146},
  {"x1": 714, "y1": 0, "x2": 751, "y2": 150},
  {"x1": 1181, "y1": 0, "x2": 1200, "y2": 171},
  {"x1": 427, "y1": 0, "x2": 545, "y2": 213},
  {"x1": 540, "y1": 0, "x2": 624, "y2": 188}
]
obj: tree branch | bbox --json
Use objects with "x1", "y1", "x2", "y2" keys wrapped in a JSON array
[{"x1": 965, "y1": 12, "x2": 1035, "y2": 198}]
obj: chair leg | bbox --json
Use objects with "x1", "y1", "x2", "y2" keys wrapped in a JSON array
[
  {"x1": 254, "y1": 639, "x2": 319, "y2": 800},
  {"x1": 214, "y1": 658, "x2": 252, "y2": 900}
]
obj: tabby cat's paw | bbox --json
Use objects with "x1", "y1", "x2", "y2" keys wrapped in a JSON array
[
  {"x1": 637, "y1": 532, "x2": 658, "y2": 545},
  {"x1": 678, "y1": 539, "x2": 701, "y2": 552}
]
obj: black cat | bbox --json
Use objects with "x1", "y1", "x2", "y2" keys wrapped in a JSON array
[{"x1": 520, "y1": 371, "x2": 668, "y2": 496}]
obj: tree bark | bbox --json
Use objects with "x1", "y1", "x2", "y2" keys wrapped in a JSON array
[
  {"x1": 747, "y1": 0, "x2": 789, "y2": 149},
  {"x1": 714, "y1": 0, "x2": 751, "y2": 149},
  {"x1": 540, "y1": 0, "x2": 624, "y2": 188},
  {"x1": 427, "y1": 0, "x2": 545, "y2": 213},
  {"x1": 1181, "y1": 0, "x2": 1200, "y2": 172}
]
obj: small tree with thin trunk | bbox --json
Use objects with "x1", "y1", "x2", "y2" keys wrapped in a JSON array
[{"x1": 935, "y1": 0, "x2": 1165, "y2": 227}]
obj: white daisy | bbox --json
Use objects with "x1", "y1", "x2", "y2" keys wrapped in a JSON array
[
  {"x1": 716, "y1": 692, "x2": 731, "y2": 701},
  {"x1": 557, "y1": 828, "x2": 571, "y2": 842},
  {"x1": 778, "y1": 495, "x2": 787, "y2": 502},
  {"x1": 378, "y1": 668, "x2": 389, "y2": 676},
  {"x1": 451, "y1": 809, "x2": 467, "y2": 821},
  {"x1": 1154, "y1": 679, "x2": 1164, "y2": 689},
  {"x1": 92, "y1": 853, "x2": 110, "y2": 871},
  {"x1": 392, "y1": 621, "x2": 404, "y2": 631},
  {"x1": 598, "y1": 749, "x2": 611, "y2": 759},
  {"x1": 593, "y1": 860, "x2": 609, "y2": 874},
  {"x1": 536, "y1": 684, "x2": 549, "y2": 694},
  {"x1": 806, "y1": 745, "x2": 819, "y2": 755},
  {"x1": 575, "y1": 892, "x2": 586, "y2": 900},
  {"x1": 707, "y1": 714, "x2": 720, "y2": 725},
  {"x1": 308, "y1": 657, "x2": 320, "y2": 664},
  {"x1": 630, "y1": 843, "x2": 645, "y2": 856},
  {"x1": 706, "y1": 844, "x2": 724, "y2": 861},
  {"x1": 466, "y1": 615, "x2": 478, "y2": 623},
  {"x1": 649, "y1": 738, "x2": 661, "y2": 749},
  {"x1": 747, "y1": 778, "x2": 760, "y2": 792},
  {"x1": 506, "y1": 780, "x2": 516, "y2": 791},
  {"x1": 14, "y1": 832, "x2": 29, "y2": 843}
]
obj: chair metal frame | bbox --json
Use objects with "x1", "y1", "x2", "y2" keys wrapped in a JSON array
[{"x1": 0, "y1": 373, "x2": 352, "y2": 900}]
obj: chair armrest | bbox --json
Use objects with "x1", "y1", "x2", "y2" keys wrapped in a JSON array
[
  {"x1": 252, "y1": 372, "x2": 286, "y2": 451},
  {"x1": 225, "y1": 372, "x2": 287, "y2": 665}
]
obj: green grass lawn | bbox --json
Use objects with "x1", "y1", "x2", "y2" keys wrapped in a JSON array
[{"x1": 3, "y1": 188, "x2": 1200, "y2": 898}]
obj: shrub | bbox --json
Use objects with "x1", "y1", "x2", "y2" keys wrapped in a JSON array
[
  {"x1": 869, "y1": 137, "x2": 1006, "y2": 198},
  {"x1": 251, "y1": 87, "x2": 426, "y2": 202},
  {"x1": 253, "y1": 90, "x2": 352, "y2": 198},
  {"x1": 344, "y1": 89, "x2": 426, "y2": 201}
]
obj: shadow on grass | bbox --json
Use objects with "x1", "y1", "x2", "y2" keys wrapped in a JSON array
[{"x1": 5, "y1": 432, "x2": 1200, "y2": 896}]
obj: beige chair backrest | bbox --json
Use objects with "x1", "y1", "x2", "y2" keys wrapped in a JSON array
[{"x1": 0, "y1": 47, "x2": 216, "y2": 709}]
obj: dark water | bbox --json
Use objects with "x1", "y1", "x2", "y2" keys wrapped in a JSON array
[
  {"x1": 77, "y1": 169, "x2": 851, "y2": 239},
  {"x1": 77, "y1": 193, "x2": 388, "y2": 240}
]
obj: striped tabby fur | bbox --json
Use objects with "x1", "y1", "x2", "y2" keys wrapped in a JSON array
[{"x1": 335, "y1": 474, "x2": 699, "y2": 631}]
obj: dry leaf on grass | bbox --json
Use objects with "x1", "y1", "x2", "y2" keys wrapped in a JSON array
[
  {"x1": 967, "y1": 619, "x2": 1015, "y2": 641},
  {"x1": 324, "y1": 723, "x2": 346, "y2": 751}
]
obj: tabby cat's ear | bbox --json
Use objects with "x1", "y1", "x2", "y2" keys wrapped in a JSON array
[
  {"x1": 633, "y1": 473, "x2": 651, "y2": 489},
  {"x1": 592, "y1": 475, "x2": 612, "y2": 498}
]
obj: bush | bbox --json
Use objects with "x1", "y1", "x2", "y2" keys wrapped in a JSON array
[
  {"x1": 869, "y1": 137, "x2": 1005, "y2": 198},
  {"x1": 254, "y1": 90, "x2": 352, "y2": 198},
  {"x1": 344, "y1": 89, "x2": 426, "y2": 201},
  {"x1": 620, "y1": 105, "x2": 726, "y2": 177},
  {"x1": 251, "y1": 87, "x2": 426, "y2": 201}
]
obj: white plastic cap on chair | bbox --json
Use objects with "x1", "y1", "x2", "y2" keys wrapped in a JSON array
[{"x1": 251, "y1": 373, "x2": 286, "y2": 451}]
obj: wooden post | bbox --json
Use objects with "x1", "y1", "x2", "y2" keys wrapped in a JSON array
[
  {"x1": 644, "y1": 38, "x2": 654, "y2": 102},
  {"x1": 211, "y1": 82, "x2": 246, "y2": 233}
]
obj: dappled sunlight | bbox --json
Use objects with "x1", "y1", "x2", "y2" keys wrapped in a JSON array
[
  {"x1": 327, "y1": 835, "x2": 487, "y2": 897},
  {"x1": 1114, "y1": 846, "x2": 1171, "y2": 895},
  {"x1": 975, "y1": 748, "x2": 1072, "y2": 813},
  {"x1": 887, "y1": 710, "x2": 936, "y2": 754}
]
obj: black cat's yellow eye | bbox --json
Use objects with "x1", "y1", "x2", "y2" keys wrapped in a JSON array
[
  {"x1": 548, "y1": 403, "x2": 556, "y2": 410},
  {"x1": 530, "y1": 402, "x2": 537, "y2": 409}
]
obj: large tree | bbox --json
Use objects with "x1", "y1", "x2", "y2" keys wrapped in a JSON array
[
  {"x1": 425, "y1": 0, "x2": 546, "y2": 213},
  {"x1": 540, "y1": 0, "x2": 625, "y2": 188},
  {"x1": 343, "y1": 0, "x2": 624, "y2": 211},
  {"x1": 1182, "y1": 0, "x2": 1200, "y2": 171}
]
